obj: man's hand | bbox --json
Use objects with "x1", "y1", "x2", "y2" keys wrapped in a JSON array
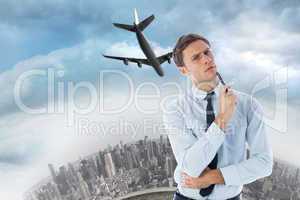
[
  {"x1": 181, "y1": 168, "x2": 225, "y2": 189},
  {"x1": 215, "y1": 86, "x2": 237, "y2": 130},
  {"x1": 181, "y1": 168, "x2": 211, "y2": 189}
]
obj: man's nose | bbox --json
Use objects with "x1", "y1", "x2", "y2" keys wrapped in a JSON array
[{"x1": 203, "y1": 54, "x2": 213, "y2": 65}]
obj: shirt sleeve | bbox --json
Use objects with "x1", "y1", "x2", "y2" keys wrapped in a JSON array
[
  {"x1": 220, "y1": 97, "x2": 273, "y2": 186},
  {"x1": 163, "y1": 98, "x2": 225, "y2": 177}
]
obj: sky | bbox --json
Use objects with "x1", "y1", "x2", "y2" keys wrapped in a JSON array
[{"x1": 0, "y1": 0, "x2": 300, "y2": 199}]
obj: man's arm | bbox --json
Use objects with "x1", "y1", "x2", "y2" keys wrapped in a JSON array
[
  {"x1": 182, "y1": 168, "x2": 225, "y2": 189},
  {"x1": 219, "y1": 97, "x2": 273, "y2": 186},
  {"x1": 163, "y1": 98, "x2": 226, "y2": 177}
]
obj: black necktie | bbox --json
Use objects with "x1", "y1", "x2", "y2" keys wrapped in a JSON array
[{"x1": 200, "y1": 91, "x2": 218, "y2": 197}]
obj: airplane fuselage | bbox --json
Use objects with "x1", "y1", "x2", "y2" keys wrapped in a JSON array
[{"x1": 134, "y1": 25, "x2": 164, "y2": 76}]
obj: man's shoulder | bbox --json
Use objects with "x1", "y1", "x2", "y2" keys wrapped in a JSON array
[
  {"x1": 163, "y1": 94, "x2": 185, "y2": 111},
  {"x1": 163, "y1": 91, "x2": 193, "y2": 114}
]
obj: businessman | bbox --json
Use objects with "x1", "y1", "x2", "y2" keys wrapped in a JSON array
[{"x1": 163, "y1": 34, "x2": 273, "y2": 200}]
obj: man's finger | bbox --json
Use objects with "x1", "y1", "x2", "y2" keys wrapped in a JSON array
[
  {"x1": 220, "y1": 86, "x2": 230, "y2": 95},
  {"x1": 181, "y1": 172, "x2": 188, "y2": 178},
  {"x1": 226, "y1": 90, "x2": 234, "y2": 96}
]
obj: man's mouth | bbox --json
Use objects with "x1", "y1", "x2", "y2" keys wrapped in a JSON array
[{"x1": 205, "y1": 66, "x2": 215, "y2": 72}]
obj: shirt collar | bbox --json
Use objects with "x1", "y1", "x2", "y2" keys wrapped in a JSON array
[{"x1": 191, "y1": 81, "x2": 221, "y2": 101}]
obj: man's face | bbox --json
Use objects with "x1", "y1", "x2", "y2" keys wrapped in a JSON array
[{"x1": 180, "y1": 40, "x2": 217, "y2": 84}]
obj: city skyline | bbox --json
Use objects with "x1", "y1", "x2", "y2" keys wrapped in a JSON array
[
  {"x1": 24, "y1": 135, "x2": 177, "y2": 200},
  {"x1": 24, "y1": 136, "x2": 300, "y2": 200}
]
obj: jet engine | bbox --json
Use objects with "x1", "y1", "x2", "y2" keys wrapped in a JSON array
[
  {"x1": 123, "y1": 59, "x2": 129, "y2": 65},
  {"x1": 167, "y1": 57, "x2": 171, "y2": 64},
  {"x1": 137, "y1": 61, "x2": 142, "y2": 68}
]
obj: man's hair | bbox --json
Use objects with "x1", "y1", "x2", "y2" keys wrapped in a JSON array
[{"x1": 172, "y1": 33, "x2": 210, "y2": 67}]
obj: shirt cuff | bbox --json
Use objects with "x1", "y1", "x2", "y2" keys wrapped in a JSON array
[{"x1": 219, "y1": 164, "x2": 241, "y2": 186}]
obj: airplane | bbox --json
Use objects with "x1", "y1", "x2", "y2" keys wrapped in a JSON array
[{"x1": 103, "y1": 9, "x2": 172, "y2": 77}]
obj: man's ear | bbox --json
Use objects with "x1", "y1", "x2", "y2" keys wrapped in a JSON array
[{"x1": 178, "y1": 65, "x2": 189, "y2": 75}]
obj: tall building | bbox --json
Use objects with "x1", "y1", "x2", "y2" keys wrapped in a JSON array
[
  {"x1": 120, "y1": 140, "x2": 124, "y2": 149},
  {"x1": 67, "y1": 163, "x2": 78, "y2": 184},
  {"x1": 130, "y1": 145, "x2": 139, "y2": 168},
  {"x1": 48, "y1": 164, "x2": 57, "y2": 182},
  {"x1": 104, "y1": 152, "x2": 116, "y2": 178},
  {"x1": 98, "y1": 151, "x2": 107, "y2": 177},
  {"x1": 56, "y1": 166, "x2": 70, "y2": 196},
  {"x1": 77, "y1": 172, "x2": 91, "y2": 199},
  {"x1": 95, "y1": 156, "x2": 103, "y2": 178},
  {"x1": 126, "y1": 146, "x2": 135, "y2": 169},
  {"x1": 79, "y1": 159, "x2": 94, "y2": 193},
  {"x1": 47, "y1": 164, "x2": 62, "y2": 199},
  {"x1": 87, "y1": 158, "x2": 98, "y2": 179},
  {"x1": 112, "y1": 145, "x2": 122, "y2": 170},
  {"x1": 165, "y1": 156, "x2": 174, "y2": 177}
]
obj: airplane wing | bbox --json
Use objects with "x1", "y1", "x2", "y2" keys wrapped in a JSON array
[
  {"x1": 103, "y1": 54, "x2": 151, "y2": 66},
  {"x1": 157, "y1": 52, "x2": 173, "y2": 64}
]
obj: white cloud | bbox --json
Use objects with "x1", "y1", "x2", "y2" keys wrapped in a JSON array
[
  {"x1": 104, "y1": 40, "x2": 172, "y2": 58},
  {"x1": 0, "y1": 91, "x2": 167, "y2": 200},
  {"x1": 0, "y1": 38, "x2": 110, "y2": 115}
]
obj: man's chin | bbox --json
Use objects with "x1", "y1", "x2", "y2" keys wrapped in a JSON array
[
  {"x1": 206, "y1": 71, "x2": 217, "y2": 81},
  {"x1": 195, "y1": 77, "x2": 217, "y2": 86}
]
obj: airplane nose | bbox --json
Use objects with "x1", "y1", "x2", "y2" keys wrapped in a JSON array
[
  {"x1": 157, "y1": 67, "x2": 164, "y2": 76},
  {"x1": 159, "y1": 71, "x2": 164, "y2": 76},
  {"x1": 155, "y1": 64, "x2": 164, "y2": 76}
]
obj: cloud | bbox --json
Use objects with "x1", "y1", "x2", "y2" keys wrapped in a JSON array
[
  {"x1": 0, "y1": 0, "x2": 179, "y2": 68},
  {"x1": 0, "y1": 134, "x2": 41, "y2": 165},
  {"x1": 279, "y1": 7, "x2": 300, "y2": 32},
  {"x1": 104, "y1": 40, "x2": 172, "y2": 57},
  {"x1": 0, "y1": 36, "x2": 176, "y2": 167},
  {"x1": 0, "y1": 90, "x2": 170, "y2": 199},
  {"x1": 0, "y1": 38, "x2": 113, "y2": 116},
  {"x1": 0, "y1": 34, "x2": 178, "y2": 118}
]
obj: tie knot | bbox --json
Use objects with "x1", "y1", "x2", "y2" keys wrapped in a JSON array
[{"x1": 204, "y1": 91, "x2": 215, "y2": 101}]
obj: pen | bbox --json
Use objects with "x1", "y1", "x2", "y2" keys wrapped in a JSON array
[{"x1": 216, "y1": 72, "x2": 228, "y2": 93}]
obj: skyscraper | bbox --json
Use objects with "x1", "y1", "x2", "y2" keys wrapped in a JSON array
[
  {"x1": 165, "y1": 156, "x2": 174, "y2": 177},
  {"x1": 104, "y1": 152, "x2": 116, "y2": 178},
  {"x1": 48, "y1": 164, "x2": 57, "y2": 183},
  {"x1": 77, "y1": 172, "x2": 91, "y2": 199}
]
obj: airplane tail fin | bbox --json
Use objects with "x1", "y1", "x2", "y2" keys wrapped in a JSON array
[
  {"x1": 134, "y1": 8, "x2": 155, "y2": 31},
  {"x1": 134, "y1": 8, "x2": 139, "y2": 25},
  {"x1": 137, "y1": 14, "x2": 155, "y2": 31},
  {"x1": 113, "y1": 9, "x2": 155, "y2": 32},
  {"x1": 113, "y1": 23, "x2": 135, "y2": 32}
]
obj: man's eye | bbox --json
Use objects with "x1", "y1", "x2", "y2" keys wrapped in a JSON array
[
  {"x1": 192, "y1": 55, "x2": 199, "y2": 61},
  {"x1": 204, "y1": 50, "x2": 210, "y2": 55}
]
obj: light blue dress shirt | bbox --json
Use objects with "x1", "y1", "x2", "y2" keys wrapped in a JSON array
[{"x1": 163, "y1": 83, "x2": 273, "y2": 200}]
